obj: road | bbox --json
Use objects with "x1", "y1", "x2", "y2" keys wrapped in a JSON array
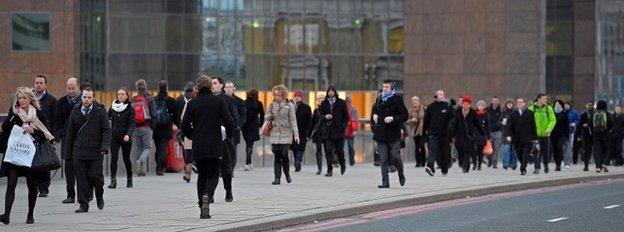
[{"x1": 283, "y1": 179, "x2": 624, "y2": 232}]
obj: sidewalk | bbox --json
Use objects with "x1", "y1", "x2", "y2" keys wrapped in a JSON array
[{"x1": 1, "y1": 163, "x2": 623, "y2": 232}]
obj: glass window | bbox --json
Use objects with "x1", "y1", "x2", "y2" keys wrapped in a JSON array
[
  {"x1": 202, "y1": 16, "x2": 218, "y2": 53},
  {"x1": 12, "y1": 12, "x2": 51, "y2": 51},
  {"x1": 219, "y1": 17, "x2": 243, "y2": 54}
]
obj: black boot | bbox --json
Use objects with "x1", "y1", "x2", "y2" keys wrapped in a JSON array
[
  {"x1": 286, "y1": 174, "x2": 292, "y2": 183},
  {"x1": 108, "y1": 178, "x2": 117, "y2": 189},
  {"x1": 225, "y1": 191, "x2": 233, "y2": 202},
  {"x1": 127, "y1": 178, "x2": 133, "y2": 188},
  {"x1": 272, "y1": 178, "x2": 280, "y2": 185},
  {"x1": 399, "y1": 174, "x2": 406, "y2": 186},
  {"x1": 0, "y1": 214, "x2": 9, "y2": 225},
  {"x1": 26, "y1": 212, "x2": 34, "y2": 224}
]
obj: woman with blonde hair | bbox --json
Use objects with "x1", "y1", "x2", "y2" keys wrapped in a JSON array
[
  {"x1": 409, "y1": 96, "x2": 426, "y2": 167},
  {"x1": 265, "y1": 85, "x2": 299, "y2": 185},
  {"x1": 0, "y1": 87, "x2": 55, "y2": 224}
]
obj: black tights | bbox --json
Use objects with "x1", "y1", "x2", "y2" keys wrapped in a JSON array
[
  {"x1": 110, "y1": 138, "x2": 133, "y2": 179},
  {"x1": 2, "y1": 167, "x2": 37, "y2": 220}
]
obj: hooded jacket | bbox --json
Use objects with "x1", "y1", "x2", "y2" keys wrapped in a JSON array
[{"x1": 528, "y1": 103, "x2": 556, "y2": 137}]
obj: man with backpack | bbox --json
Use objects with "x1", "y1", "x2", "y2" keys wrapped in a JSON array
[
  {"x1": 591, "y1": 100, "x2": 613, "y2": 173},
  {"x1": 132, "y1": 79, "x2": 157, "y2": 177},
  {"x1": 528, "y1": 93, "x2": 557, "y2": 174},
  {"x1": 152, "y1": 80, "x2": 179, "y2": 176}
]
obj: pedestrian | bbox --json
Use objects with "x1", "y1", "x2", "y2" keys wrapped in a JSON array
[
  {"x1": 225, "y1": 81, "x2": 246, "y2": 170},
  {"x1": 65, "y1": 87, "x2": 110, "y2": 213},
  {"x1": 266, "y1": 85, "x2": 300, "y2": 185},
  {"x1": 176, "y1": 82, "x2": 196, "y2": 182},
  {"x1": 579, "y1": 101, "x2": 595, "y2": 171},
  {"x1": 409, "y1": 96, "x2": 426, "y2": 167},
  {"x1": 108, "y1": 87, "x2": 136, "y2": 188},
  {"x1": 528, "y1": 93, "x2": 556, "y2": 174},
  {"x1": 451, "y1": 96, "x2": 485, "y2": 173},
  {"x1": 291, "y1": 91, "x2": 312, "y2": 172},
  {"x1": 564, "y1": 102, "x2": 580, "y2": 168},
  {"x1": 474, "y1": 100, "x2": 491, "y2": 171},
  {"x1": 211, "y1": 76, "x2": 239, "y2": 201},
  {"x1": 551, "y1": 99, "x2": 569, "y2": 171},
  {"x1": 345, "y1": 96, "x2": 360, "y2": 167},
  {"x1": 152, "y1": 80, "x2": 179, "y2": 176},
  {"x1": 591, "y1": 100, "x2": 612, "y2": 173},
  {"x1": 507, "y1": 97, "x2": 538, "y2": 175},
  {"x1": 310, "y1": 94, "x2": 327, "y2": 175},
  {"x1": 372, "y1": 80, "x2": 408, "y2": 188},
  {"x1": 487, "y1": 96, "x2": 503, "y2": 168},
  {"x1": 242, "y1": 89, "x2": 264, "y2": 171},
  {"x1": 33, "y1": 75, "x2": 57, "y2": 198},
  {"x1": 319, "y1": 86, "x2": 349, "y2": 176},
  {"x1": 131, "y1": 79, "x2": 157, "y2": 177},
  {"x1": 181, "y1": 74, "x2": 235, "y2": 219},
  {"x1": 0, "y1": 87, "x2": 56, "y2": 224},
  {"x1": 501, "y1": 98, "x2": 518, "y2": 170},
  {"x1": 423, "y1": 90, "x2": 455, "y2": 176},
  {"x1": 608, "y1": 106, "x2": 624, "y2": 166},
  {"x1": 54, "y1": 77, "x2": 81, "y2": 204}
]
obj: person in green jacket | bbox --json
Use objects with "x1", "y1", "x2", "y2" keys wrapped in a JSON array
[{"x1": 528, "y1": 93, "x2": 557, "y2": 174}]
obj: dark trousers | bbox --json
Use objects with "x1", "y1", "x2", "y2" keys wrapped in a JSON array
[
  {"x1": 272, "y1": 144, "x2": 291, "y2": 179},
  {"x1": 110, "y1": 137, "x2": 133, "y2": 179},
  {"x1": 551, "y1": 135, "x2": 567, "y2": 168},
  {"x1": 426, "y1": 135, "x2": 450, "y2": 174},
  {"x1": 219, "y1": 140, "x2": 233, "y2": 192},
  {"x1": 245, "y1": 140, "x2": 255, "y2": 165},
  {"x1": 196, "y1": 158, "x2": 220, "y2": 207},
  {"x1": 293, "y1": 150, "x2": 304, "y2": 169},
  {"x1": 593, "y1": 134, "x2": 610, "y2": 168},
  {"x1": 535, "y1": 137, "x2": 551, "y2": 170},
  {"x1": 516, "y1": 143, "x2": 533, "y2": 172},
  {"x1": 324, "y1": 139, "x2": 345, "y2": 173},
  {"x1": 610, "y1": 136, "x2": 623, "y2": 165},
  {"x1": 460, "y1": 143, "x2": 475, "y2": 172},
  {"x1": 474, "y1": 145, "x2": 484, "y2": 169},
  {"x1": 413, "y1": 135, "x2": 426, "y2": 166},
  {"x1": 35, "y1": 171, "x2": 50, "y2": 195},
  {"x1": 582, "y1": 137, "x2": 593, "y2": 167},
  {"x1": 74, "y1": 159, "x2": 104, "y2": 207},
  {"x1": 573, "y1": 136, "x2": 583, "y2": 164},
  {"x1": 378, "y1": 141, "x2": 403, "y2": 186},
  {"x1": 315, "y1": 142, "x2": 325, "y2": 171},
  {"x1": 346, "y1": 137, "x2": 355, "y2": 165},
  {"x1": 154, "y1": 138, "x2": 168, "y2": 173},
  {"x1": 64, "y1": 159, "x2": 76, "y2": 199}
]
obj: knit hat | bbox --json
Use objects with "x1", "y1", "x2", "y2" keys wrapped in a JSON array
[
  {"x1": 294, "y1": 91, "x2": 304, "y2": 98},
  {"x1": 461, "y1": 96, "x2": 473, "y2": 105}
]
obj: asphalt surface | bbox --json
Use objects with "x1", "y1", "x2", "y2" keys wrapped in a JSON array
[{"x1": 300, "y1": 180, "x2": 624, "y2": 232}]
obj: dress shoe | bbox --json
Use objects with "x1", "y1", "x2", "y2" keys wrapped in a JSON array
[
  {"x1": 544, "y1": 166, "x2": 549, "y2": 173},
  {"x1": 62, "y1": 197, "x2": 75, "y2": 204},
  {"x1": 75, "y1": 206, "x2": 89, "y2": 213},
  {"x1": 200, "y1": 195, "x2": 211, "y2": 219},
  {"x1": 340, "y1": 166, "x2": 346, "y2": 175},
  {"x1": 316, "y1": 170, "x2": 321, "y2": 175},
  {"x1": 399, "y1": 174, "x2": 406, "y2": 186},
  {"x1": 555, "y1": 166, "x2": 561, "y2": 172},
  {"x1": 325, "y1": 172, "x2": 333, "y2": 177},
  {"x1": 97, "y1": 200, "x2": 105, "y2": 210},
  {"x1": 0, "y1": 214, "x2": 9, "y2": 225},
  {"x1": 108, "y1": 178, "x2": 117, "y2": 189},
  {"x1": 377, "y1": 185, "x2": 389, "y2": 189},
  {"x1": 583, "y1": 166, "x2": 589, "y2": 171},
  {"x1": 38, "y1": 192, "x2": 48, "y2": 198},
  {"x1": 127, "y1": 178, "x2": 133, "y2": 188},
  {"x1": 26, "y1": 216, "x2": 34, "y2": 224},
  {"x1": 225, "y1": 191, "x2": 233, "y2": 202},
  {"x1": 521, "y1": 170, "x2": 527, "y2": 175},
  {"x1": 286, "y1": 175, "x2": 292, "y2": 183},
  {"x1": 272, "y1": 178, "x2": 281, "y2": 185}
]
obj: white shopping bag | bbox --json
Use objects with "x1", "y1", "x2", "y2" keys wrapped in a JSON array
[{"x1": 3, "y1": 125, "x2": 36, "y2": 167}]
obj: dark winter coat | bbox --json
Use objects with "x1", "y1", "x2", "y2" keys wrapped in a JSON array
[
  {"x1": 310, "y1": 108, "x2": 323, "y2": 143},
  {"x1": 551, "y1": 110, "x2": 570, "y2": 139},
  {"x1": 319, "y1": 97, "x2": 349, "y2": 140},
  {"x1": 38, "y1": 91, "x2": 57, "y2": 133},
  {"x1": 54, "y1": 94, "x2": 80, "y2": 139},
  {"x1": 152, "y1": 93, "x2": 179, "y2": 140},
  {"x1": 579, "y1": 110, "x2": 594, "y2": 140},
  {"x1": 475, "y1": 110, "x2": 491, "y2": 146},
  {"x1": 0, "y1": 107, "x2": 49, "y2": 177},
  {"x1": 423, "y1": 100, "x2": 455, "y2": 137},
  {"x1": 217, "y1": 93, "x2": 240, "y2": 140},
  {"x1": 108, "y1": 100, "x2": 136, "y2": 141},
  {"x1": 242, "y1": 99, "x2": 264, "y2": 143},
  {"x1": 65, "y1": 102, "x2": 111, "y2": 160},
  {"x1": 452, "y1": 108, "x2": 486, "y2": 151},
  {"x1": 501, "y1": 108, "x2": 514, "y2": 139},
  {"x1": 292, "y1": 102, "x2": 312, "y2": 151},
  {"x1": 371, "y1": 94, "x2": 409, "y2": 143},
  {"x1": 508, "y1": 108, "x2": 538, "y2": 147},
  {"x1": 487, "y1": 105, "x2": 503, "y2": 132},
  {"x1": 181, "y1": 90, "x2": 236, "y2": 160}
]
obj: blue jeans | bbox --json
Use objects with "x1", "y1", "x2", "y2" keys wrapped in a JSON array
[
  {"x1": 346, "y1": 137, "x2": 355, "y2": 165},
  {"x1": 502, "y1": 143, "x2": 517, "y2": 168}
]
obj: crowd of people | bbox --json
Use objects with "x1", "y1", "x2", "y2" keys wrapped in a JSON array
[{"x1": 1, "y1": 74, "x2": 623, "y2": 222}]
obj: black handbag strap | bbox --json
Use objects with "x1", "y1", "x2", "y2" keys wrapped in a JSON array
[{"x1": 77, "y1": 118, "x2": 93, "y2": 137}]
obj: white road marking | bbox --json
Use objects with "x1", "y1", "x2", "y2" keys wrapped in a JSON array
[
  {"x1": 603, "y1": 205, "x2": 620, "y2": 209},
  {"x1": 547, "y1": 217, "x2": 569, "y2": 223}
]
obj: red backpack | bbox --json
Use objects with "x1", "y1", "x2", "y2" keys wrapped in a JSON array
[{"x1": 133, "y1": 95, "x2": 150, "y2": 125}]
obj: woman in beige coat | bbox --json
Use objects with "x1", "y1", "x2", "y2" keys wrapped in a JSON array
[
  {"x1": 265, "y1": 85, "x2": 299, "y2": 185},
  {"x1": 409, "y1": 96, "x2": 426, "y2": 167}
]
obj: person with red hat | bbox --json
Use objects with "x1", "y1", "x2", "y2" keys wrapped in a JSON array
[
  {"x1": 291, "y1": 91, "x2": 312, "y2": 172},
  {"x1": 451, "y1": 96, "x2": 486, "y2": 173}
]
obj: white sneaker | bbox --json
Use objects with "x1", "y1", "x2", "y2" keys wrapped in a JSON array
[
  {"x1": 244, "y1": 165, "x2": 251, "y2": 171},
  {"x1": 564, "y1": 165, "x2": 571, "y2": 169}
]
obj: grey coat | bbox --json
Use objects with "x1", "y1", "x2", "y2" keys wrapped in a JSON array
[{"x1": 266, "y1": 101, "x2": 299, "y2": 145}]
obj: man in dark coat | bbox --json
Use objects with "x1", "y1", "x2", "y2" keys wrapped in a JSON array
[
  {"x1": 33, "y1": 74, "x2": 57, "y2": 197},
  {"x1": 319, "y1": 86, "x2": 349, "y2": 176},
  {"x1": 211, "y1": 76, "x2": 239, "y2": 202},
  {"x1": 507, "y1": 97, "x2": 538, "y2": 175},
  {"x1": 54, "y1": 77, "x2": 81, "y2": 204},
  {"x1": 291, "y1": 91, "x2": 312, "y2": 172},
  {"x1": 182, "y1": 75, "x2": 235, "y2": 219},
  {"x1": 152, "y1": 80, "x2": 180, "y2": 176},
  {"x1": 423, "y1": 90, "x2": 456, "y2": 176},
  {"x1": 225, "y1": 81, "x2": 246, "y2": 170},
  {"x1": 579, "y1": 101, "x2": 595, "y2": 171},
  {"x1": 65, "y1": 87, "x2": 111, "y2": 213},
  {"x1": 371, "y1": 80, "x2": 408, "y2": 188}
]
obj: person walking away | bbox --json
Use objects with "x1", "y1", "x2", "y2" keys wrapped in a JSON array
[
  {"x1": 507, "y1": 98, "x2": 538, "y2": 175},
  {"x1": 33, "y1": 75, "x2": 57, "y2": 198},
  {"x1": 176, "y1": 82, "x2": 196, "y2": 182},
  {"x1": 550, "y1": 100, "x2": 569, "y2": 171},
  {"x1": 242, "y1": 89, "x2": 264, "y2": 171},
  {"x1": 579, "y1": 101, "x2": 595, "y2": 171},
  {"x1": 564, "y1": 102, "x2": 580, "y2": 168},
  {"x1": 409, "y1": 96, "x2": 426, "y2": 167},
  {"x1": 108, "y1": 88, "x2": 136, "y2": 188},
  {"x1": 224, "y1": 81, "x2": 246, "y2": 170},
  {"x1": 591, "y1": 100, "x2": 613, "y2": 173},
  {"x1": 501, "y1": 99, "x2": 518, "y2": 170},
  {"x1": 345, "y1": 96, "x2": 360, "y2": 166},
  {"x1": 608, "y1": 106, "x2": 624, "y2": 166},
  {"x1": 181, "y1": 75, "x2": 235, "y2": 219},
  {"x1": 528, "y1": 93, "x2": 557, "y2": 174},
  {"x1": 372, "y1": 80, "x2": 408, "y2": 188},
  {"x1": 291, "y1": 91, "x2": 312, "y2": 172},
  {"x1": 319, "y1": 86, "x2": 349, "y2": 176},
  {"x1": 131, "y1": 79, "x2": 157, "y2": 177},
  {"x1": 451, "y1": 96, "x2": 485, "y2": 173},
  {"x1": 423, "y1": 90, "x2": 455, "y2": 176},
  {"x1": 311, "y1": 94, "x2": 326, "y2": 175},
  {"x1": 54, "y1": 77, "x2": 81, "y2": 203},
  {"x1": 474, "y1": 100, "x2": 491, "y2": 171},
  {"x1": 0, "y1": 87, "x2": 56, "y2": 224},
  {"x1": 266, "y1": 85, "x2": 300, "y2": 184},
  {"x1": 152, "y1": 80, "x2": 179, "y2": 176},
  {"x1": 65, "y1": 87, "x2": 110, "y2": 213},
  {"x1": 487, "y1": 97, "x2": 503, "y2": 168}
]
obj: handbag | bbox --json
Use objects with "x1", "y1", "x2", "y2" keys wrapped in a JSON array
[
  {"x1": 29, "y1": 140, "x2": 61, "y2": 172},
  {"x1": 261, "y1": 119, "x2": 273, "y2": 137},
  {"x1": 483, "y1": 139, "x2": 494, "y2": 156}
]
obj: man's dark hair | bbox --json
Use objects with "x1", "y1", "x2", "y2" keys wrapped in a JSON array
[
  {"x1": 212, "y1": 76, "x2": 224, "y2": 85},
  {"x1": 34, "y1": 74, "x2": 47, "y2": 84},
  {"x1": 536, "y1": 93, "x2": 547, "y2": 100},
  {"x1": 80, "y1": 82, "x2": 92, "y2": 91},
  {"x1": 82, "y1": 87, "x2": 94, "y2": 94},
  {"x1": 158, "y1": 80, "x2": 168, "y2": 92}
]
